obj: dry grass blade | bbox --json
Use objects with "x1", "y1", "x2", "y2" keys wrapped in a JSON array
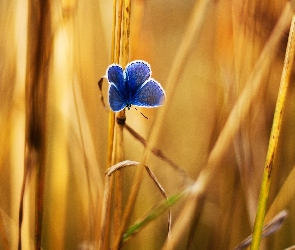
[
  {"x1": 121, "y1": 0, "x2": 131, "y2": 67},
  {"x1": 19, "y1": 1, "x2": 52, "y2": 249},
  {"x1": 115, "y1": 0, "x2": 123, "y2": 64},
  {"x1": 112, "y1": 0, "x2": 132, "y2": 241},
  {"x1": 234, "y1": 210, "x2": 288, "y2": 250},
  {"x1": 144, "y1": 167, "x2": 172, "y2": 240},
  {"x1": 162, "y1": 4, "x2": 292, "y2": 248},
  {"x1": 103, "y1": 0, "x2": 124, "y2": 248},
  {"x1": 106, "y1": 160, "x2": 140, "y2": 175},
  {"x1": 111, "y1": 0, "x2": 117, "y2": 63},
  {"x1": 2, "y1": 0, "x2": 294, "y2": 249},
  {"x1": 251, "y1": 10, "x2": 295, "y2": 250},
  {"x1": 110, "y1": 0, "x2": 133, "y2": 248},
  {"x1": 124, "y1": 123, "x2": 192, "y2": 185},
  {"x1": 1, "y1": 207, "x2": 36, "y2": 249},
  {"x1": 118, "y1": 0, "x2": 211, "y2": 248},
  {"x1": 106, "y1": 160, "x2": 172, "y2": 247},
  {"x1": 98, "y1": 176, "x2": 112, "y2": 250},
  {"x1": 148, "y1": 0, "x2": 211, "y2": 146}
]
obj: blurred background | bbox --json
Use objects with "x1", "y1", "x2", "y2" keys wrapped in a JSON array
[{"x1": 0, "y1": 0, "x2": 295, "y2": 249}]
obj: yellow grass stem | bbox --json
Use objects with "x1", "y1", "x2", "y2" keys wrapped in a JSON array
[
  {"x1": 112, "y1": 0, "x2": 211, "y2": 248},
  {"x1": 18, "y1": 1, "x2": 52, "y2": 249},
  {"x1": 111, "y1": 1, "x2": 131, "y2": 248},
  {"x1": 102, "y1": 0, "x2": 119, "y2": 248},
  {"x1": 250, "y1": 13, "x2": 295, "y2": 250},
  {"x1": 121, "y1": 0, "x2": 131, "y2": 67},
  {"x1": 112, "y1": 0, "x2": 132, "y2": 244},
  {"x1": 161, "y1": 3, "x2": 292, "y2": 248},
  {"x1": 98, "y1": 176, "x2": 113, "y2": 250},
  {"x1": 107, "y1": 0, "x2": 118, "y2": 168},
  {"x1": 111, "y1": 0, "x2": 117, "y2": 64},
  {"x1": 102, "y1": 0, "x2": 131, "y2": 248},
  {"x1": 115, "y1": 0, "x2": 123, "y2": 64}
]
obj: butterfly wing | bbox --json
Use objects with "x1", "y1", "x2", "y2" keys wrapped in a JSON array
[
  {"x1": 108, "y1": 84, "x2": 126, "y2": 112},
  {"x1": 107, "y1": 64, "x2": 125, "y2": 92},
  {"x1": 132, "y1": 79, "x2": 165, "y2": 107},
  {"x1": 107, "y1": 64, "x2": 126, "y2": 111},
  {"x1": 125, "y1": 60, "x2": 151, "y2": 94}
]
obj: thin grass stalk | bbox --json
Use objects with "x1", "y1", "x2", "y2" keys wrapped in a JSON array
[
  {"x1": 112, "y1": 0, "x2": 211, "y2": 248},
  {"x1": 250, "y1": 13, "x2": 295, "y2": 250},
  {"x1": 98, "y1": 176, "x2": 113, "y2": 250},
  {"x1": 101, "y1": 0, "x2": 126, "y2": 248},
  {"x1": 72, "y1": 80, "x2": 100, "y2": 243},
  {"x1": 112, "y1": 0, "x2": 130, "y2": 244},
  {"x1": 121, "y1": 0, "x2": 131, "y2": 67},
  {"x1": 162, "y1": 3, "x2": 292, "y2": 248},
  {"x1": 33, "y1": 2, "x2": 51, "y2": 249},
  {"x1": 18, "y1": 1, "x2": 52, "y2": 249},
  {"x1": 124, "y1": 123, "x2": 191, "y2": 184},
  {"x1": 101, "y1": 0, "x2": 119, "y2": 248},
  {"x1": 105, "y1": 160, "x2": 176, "y2": 245},
  {"x1": 112, "y1": 125, "x2": 124, "y2": 238},
  {"x1": 106, "y1": 2, "x2": 120, "y2": 243},
  {"x1": 147, "y1": 0, "x2": 211, "y2": 144},
  {"x1": 235, "y1": 210, "x2": 288, "y2": 250},
  {"x1": 113, "y1": 162, "x2": 144, "y2": 249},
  {"x1": 122, "y1": 188, "x2": 187, "y2": 244},
  {"x1": 107, "y1": 0, "x2": 118, "y2": 167},
  {"x1": 115, "y1": 0, "x2": 123, "y2": 64},
  {"x1": 111, "y1": 0, "x2": 117, "y2": 64},
  {"x1": 112, "y1": 0, "x2": 131, "y2": 248},
  {"x1": 107, "y1": 0, "x2": 122, "y2": 169}
]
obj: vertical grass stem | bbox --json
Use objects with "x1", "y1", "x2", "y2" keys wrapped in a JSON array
[{"x1": 250, "y1": 12, "x2": 295, "y2": 250}]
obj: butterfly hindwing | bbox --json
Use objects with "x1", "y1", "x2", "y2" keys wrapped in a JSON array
[
  {"x1": 108, "y1": 84, "x2": 126, "y2": 112},
  {"x1": 132, "y1": 79, "x2": 165, "y2": 107},
  {"x1": 125, "y1": 60, "x2": 151, "y2": 93}
]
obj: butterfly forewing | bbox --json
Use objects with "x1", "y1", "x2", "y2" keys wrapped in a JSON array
[
  {"x1": 132, "y1": 79, "x2": 165, "y2": 107},
  {"x1": 125, "y1": 60, "x2": 151, "y2": 93},
  {"x1": 107, "y1": 64, "x2": 125, "y2": 93}
]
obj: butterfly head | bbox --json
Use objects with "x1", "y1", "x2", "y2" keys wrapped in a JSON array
[{"x1": 126, "y1": 103, "x2": 132, "y2": 110}]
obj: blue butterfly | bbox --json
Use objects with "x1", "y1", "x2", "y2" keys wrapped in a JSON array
[{"x1": 106, "y1": 60, "x2": 165, "y2": 112}]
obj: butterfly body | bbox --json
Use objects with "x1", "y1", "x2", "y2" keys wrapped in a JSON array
[{"x1": 106, "y1": 60, "x2": 165, "y2": 112}]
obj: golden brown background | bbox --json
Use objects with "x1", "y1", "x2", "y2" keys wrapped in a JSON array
[{"x1": 0, "y1": 0, "x2": 294, "y2": 249}]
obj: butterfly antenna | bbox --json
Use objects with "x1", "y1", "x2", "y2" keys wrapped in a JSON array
[{"x1": 134, "y1": 107, "x2": 148, "y2": 119}]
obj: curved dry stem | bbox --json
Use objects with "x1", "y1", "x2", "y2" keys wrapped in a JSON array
[
  {"x1": 124, "y1": 123, "x2": 192, "y2": 185},
  {"x1": 234, "y1": 210, "x2": 288, "y2": 250},
  {"x1": 106, "y1": 160, "x2": 172, "y2": 247}
]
